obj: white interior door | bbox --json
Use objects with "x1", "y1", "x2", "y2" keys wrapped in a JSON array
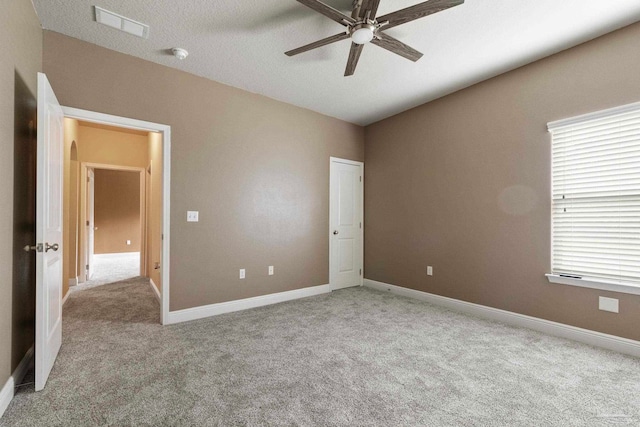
[
  {"x1": 330, "y1": 158, "x2": 363, "y2": 290},
  {"x1": 86, "y1": 169, "x2": 95, "y2": 279},
  {"x1": 35, "y1": 73, "x2": 64, "y2": 391}
]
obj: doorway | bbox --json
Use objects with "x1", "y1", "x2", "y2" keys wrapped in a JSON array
[
  {"x1": 62, "y1": 108, "x2": 171, "y2": 325},
  {"x1": 329, "y1": 157, "x2": 364, "y2": 290},
  {"x1": 81, "y1": 164, "x2": 146, "y2": 284}
]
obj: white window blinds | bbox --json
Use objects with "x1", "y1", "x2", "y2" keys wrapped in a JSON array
[{"x1": 548, "y1": 103, "x2": 640, "y2": 286}]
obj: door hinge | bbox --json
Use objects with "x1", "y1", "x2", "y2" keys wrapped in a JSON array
[
  {"x1": 86, "y1": 220, "x2": 90, "y2": 226},
  {"x1": 360, "y1": 222, "x2": 362, "y2": 229},
  {"x1": 85, "y1": 264, "x2": 89, "y2": 271},
  {"x1": 360, "y1": 176, "x2": 362, "y2": 182},
  {"x1": 359, "y1": 269, "x2": 362, "y2": 276}
]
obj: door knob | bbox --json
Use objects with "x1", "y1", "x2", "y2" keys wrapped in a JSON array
[
  {"x1": 333, "y1": 230, "x2": 339, "y2": 235},
  {"x1": 45, "y1": 243, "x2": 59, "y2": 252}
]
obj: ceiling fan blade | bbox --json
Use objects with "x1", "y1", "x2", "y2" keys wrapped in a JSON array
[
  {"x1": 377, "y1": 0, "x2": 464, "y2": 30},
  {"x1": 296, "y1": 0, "x2": 355, "y2": 26},
  {"x1": 371, "y1": 32, "x2": 423, "y2": 62},
  {"x1": 344, "y1": 43, "x2": 364, "y2": 76},
  {"x1": 285, "y1": 32, "x2": 350, "y2": 56},
  {"x1": 359, "y1": 0, "x2": 381, "y2": 19}
]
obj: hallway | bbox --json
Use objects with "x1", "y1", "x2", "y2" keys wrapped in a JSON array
[{"x1": 80, "y1": 252, "x2": 141, "y2": 289}]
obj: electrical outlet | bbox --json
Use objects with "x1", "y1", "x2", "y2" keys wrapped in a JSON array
[
  {"x1": 599, "y1": 296, "x2": 618, "y2": 313},
  {"x1": 427, "y1": 266, "x2": 433, "y2": 276},
  {"x1": 187, "y1": 211, "x2": 199, "y2": 222},
  {"x1": 268, "y1": 266, "x2": 274, "y2": 276},
  {"x1": 126, "y1": 240, "x2": 131, "y2": 245},
  {"x1": 239, "y1": 269, "x2": 245, "y2": 279}
]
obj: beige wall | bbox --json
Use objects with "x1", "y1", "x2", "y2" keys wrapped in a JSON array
[
  {"x1": 1, "y1": 0, "x2": 41, "y2": 387},
  {"x1": 43, "y1": 31, "x2": 365, "y2": 311},
  {"x1": 147, "y1": 132, "x2": 163, "y2": 292},
  {"x1": 62, "y1": 118, "x2": 79, "y2": 298},
  {"x1": 94, "y1": 169, "x2": 141, "y2": 254},
  {"x1": 78, "y1": 122, "x2": 149, "y2": 168},
  {"x1": 364, "y1": 22, "x2": 640, "y2": 341}
]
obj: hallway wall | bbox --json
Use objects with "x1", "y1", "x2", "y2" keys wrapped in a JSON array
[
  {"x1": 94, "y1": 169, "x2": 141, "y2": 254},
  {"x1": 63, "y1": 120, "x2": 149, "y2": 294},
  {"x1": 146, "y1": 132, "x2": 163, "y2": 293},
  {"x1": 63, "y1": 118, "x2": 79, "y2": 298}
]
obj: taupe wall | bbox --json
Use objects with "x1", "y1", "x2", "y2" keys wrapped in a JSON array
[
  {"x1": 1, "y1": 0, "x2": 41, "y2": 387},
  {"x1": 365, "y1": 22, "x2": 640, "y2": 341},
  {"x1": 43, "y1": 31, "x2": 365, "y2": 311},
  {"x1": 94, "y1": 169, "x2": 141, "y2": 254}
]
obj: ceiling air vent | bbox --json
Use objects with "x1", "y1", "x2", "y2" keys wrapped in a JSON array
[{"x1": 94, "y1": 6, "x2": 149, "y2": 39}]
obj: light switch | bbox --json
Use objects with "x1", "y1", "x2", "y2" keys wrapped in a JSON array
[
  {"x1": 187, "y1": 211, "x2": 199, "y2": 222},
  {"x1": 126, "y1": 240, "x2": 131, "y2": 245},
  {"x1": 268, "y1": 266, "x2": 274, "y2": 276},
  {"x1": 239, "y1": 269, "x2": 245, "y2": 279}
]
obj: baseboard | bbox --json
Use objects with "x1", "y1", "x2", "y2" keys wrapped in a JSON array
[
  {"x1": 94, "y1": 252, "x2": 140, "y2": 258},
  {"x1": 167, "y1": 284, "x2": 331, "y2": 325},
  {"x1": 68, "y1": 277, "x2": 78, "y2": 288},
  {"x1": 62, "y1": 289, "x2": 71, "y2": 306},
  {"x1": 0, "y1": 345, "x2": 34, "y2": 419},
  {"x1": 149, "y1": 279, "x2": 161, "y2": 302},
  {"x1": 364, "y1": 279, "x2": 640, "y2": 358},
  {"x1": 0, "y1": 376, "x2": 13, "y2": 420}
]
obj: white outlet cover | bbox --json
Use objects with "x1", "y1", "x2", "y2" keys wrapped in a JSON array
[
  {"x1": 187, "y1": 211, "x2": 199, "y2": 222},
  {"x1": 239, "y1": 268, "x2": 245, "y2": 279},
  {"x1": 427, "y1": 266, "x2": 433, "y2": 276},
  {"x1": 268, "y1": 266, "x2": 274, "y2": 276},
  {"x1": 599, "y1": 296, "x2": 619, "y2": 313}
]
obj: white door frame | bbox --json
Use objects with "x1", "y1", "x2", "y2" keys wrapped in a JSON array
[
  {"x1": 85, "y1": 168, "x2": 95, "y2": 280},
  {"x1": 329, "y1": 157, "x2": 364, "y2": 290},
  {"x1": 62, "y1": 107, "x2": 171, "y2": 325},
  {"x1": 79, "y1": 163, "x2": 147, "y2": 278}
]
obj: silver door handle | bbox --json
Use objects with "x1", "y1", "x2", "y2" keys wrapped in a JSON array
[
  {"x1": 333, "y1": 230, "x2": 339, "y2": 235},
  {"x1": 45, "y1": 243, "x2": 59, "y2": 252}
]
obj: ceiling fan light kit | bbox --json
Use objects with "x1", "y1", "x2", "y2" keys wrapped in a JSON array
[
  {"x1": 286, "y1": 0, "x2": 464, "y2": 76},
  {"x1": 350, "y1": 24, "x2": 376, "y2": 44}
]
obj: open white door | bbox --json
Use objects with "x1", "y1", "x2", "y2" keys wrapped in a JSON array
[
  {"x1": 35, "y1": 73, "x2": 64, "y2": 391},
  {"x1": 329, "y1": 158, "x2": 364, "y2": 290},
  {"x1": 86, "y1": 169, "x2": 95, "y2": 279}
]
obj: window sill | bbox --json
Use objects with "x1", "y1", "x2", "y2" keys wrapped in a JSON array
[{"x1": 546, "y1": 274, "x2": 640, "y2": 296}]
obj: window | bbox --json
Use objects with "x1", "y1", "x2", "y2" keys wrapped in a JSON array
[{"x1": 546, "y1": 102, "x2": 640, "y2": 295}]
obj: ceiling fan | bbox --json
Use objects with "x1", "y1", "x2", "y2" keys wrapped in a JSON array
[{"x1": 286, "y1": 0, "x2": 464, "y2": 76}]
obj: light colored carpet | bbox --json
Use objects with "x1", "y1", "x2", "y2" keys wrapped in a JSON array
[
  {"x1": 2, "y1": 279, "x2": 640, "y2": 426},
  {"x1": 76, "y1": 252, "x2": 141, "y2": 290}
]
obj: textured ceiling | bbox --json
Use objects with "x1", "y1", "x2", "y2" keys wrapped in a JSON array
[{"x1": 33, "y1": 0, "x2": 640, "y2": 125}]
